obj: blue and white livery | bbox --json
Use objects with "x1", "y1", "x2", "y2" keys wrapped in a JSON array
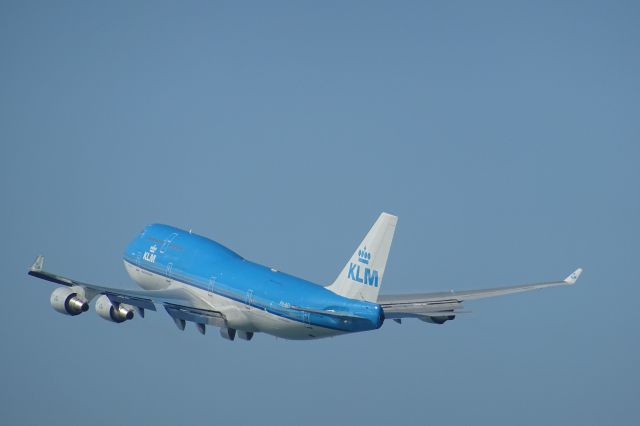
[{"x1": 28, "y1": 213, "x2": 582, "y2": 341}]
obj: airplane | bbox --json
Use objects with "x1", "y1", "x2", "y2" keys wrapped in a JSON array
[{"x1": 27, "y1": 213, "x2": 582, "y2": 341}]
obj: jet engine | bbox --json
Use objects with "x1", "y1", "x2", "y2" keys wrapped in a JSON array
[
  {"x1": 219, "y1": 327, "x2": 236, "y2": 341},
  {"x1": 95, "y1": 295, "x2": 135, "y2": 323},
  {"x1": 50, "y1": 287, "x2": 89, "y2": 316}
]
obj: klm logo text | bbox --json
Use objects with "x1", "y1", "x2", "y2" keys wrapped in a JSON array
[
  {"x1": 348, "y1": 263, "x2": 379, "y2": 287},
  {"x1": 348, "y1": 247, "x2": 378, "y2": 286},
  {"x1": 143, "y1": 245, "x2": 157, "y2": 263}
]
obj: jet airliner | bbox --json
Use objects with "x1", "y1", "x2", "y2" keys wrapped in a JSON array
[{"x1": 28, "y1": 213, "x2": 582, "y2": 341}]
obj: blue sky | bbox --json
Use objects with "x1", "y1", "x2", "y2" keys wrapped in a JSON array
[{"x1": 1, "y1": 1, "x2": 638, "y2": 425}]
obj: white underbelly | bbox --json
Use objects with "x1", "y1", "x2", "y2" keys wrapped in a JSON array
[{"x1": 122, "y1": 260, "x2": 344, "y2": 340}]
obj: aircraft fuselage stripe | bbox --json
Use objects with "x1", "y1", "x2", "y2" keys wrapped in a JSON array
[{"x1": 123, "y1": 259, "x2": 351, "y2": 332}]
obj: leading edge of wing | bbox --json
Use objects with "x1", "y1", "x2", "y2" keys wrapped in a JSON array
[
  {"x1": 27, "y1": 255, "x2": 209, "y2": 311},
  {"x1": 378, "y1": 268, "x2": 583, "y2": 305}
]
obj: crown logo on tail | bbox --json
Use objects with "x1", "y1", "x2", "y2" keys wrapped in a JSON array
[{"x1": 358, "y1": 247, "x2": 371, "y2": 265}]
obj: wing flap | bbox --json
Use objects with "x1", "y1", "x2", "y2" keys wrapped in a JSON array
[
  {"x1": 163, "y1": 303, "x2": 226, "y2": 327},
  {"x1": 106, "y1": 293, "x2": 157, "y2": 311}
]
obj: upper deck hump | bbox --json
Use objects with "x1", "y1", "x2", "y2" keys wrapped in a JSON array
[{"x1": 143, "y1": 223, "x2": 243, "y2": 260}]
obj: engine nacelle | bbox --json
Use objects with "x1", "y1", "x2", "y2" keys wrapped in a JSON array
[
  {"x1": 95, "y1": 295, "x2": 135, "y2": 323},
  {"x1": 50, "y1": 287, "x2": 89, "y2": 316},
  {"x1": 219, "y1": 327, "x2": 236, "y2": 341}
]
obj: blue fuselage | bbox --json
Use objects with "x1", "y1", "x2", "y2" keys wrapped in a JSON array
[{"x1": 122, "y1": 224, "x2": 384, "y2": 336}]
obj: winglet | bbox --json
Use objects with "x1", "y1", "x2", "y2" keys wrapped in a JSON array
[
  {"x1": 30, "y1": 255, "x2": 44, "y2": 272},
  {"x1": 564, "y1": 268, "x2": 583, "y2": 285}
]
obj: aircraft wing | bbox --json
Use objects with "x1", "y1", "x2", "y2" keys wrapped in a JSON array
[
  {"x1": 27, "y1": 255, "x2": 223, "y2": 326},
  {"x1": 378, "y1": 268, "x2": 582, "y2": 323}
]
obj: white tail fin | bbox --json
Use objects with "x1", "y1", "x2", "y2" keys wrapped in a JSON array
[{"x1": 326, "y1": 212, "x2": 397, "y2": 302}]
